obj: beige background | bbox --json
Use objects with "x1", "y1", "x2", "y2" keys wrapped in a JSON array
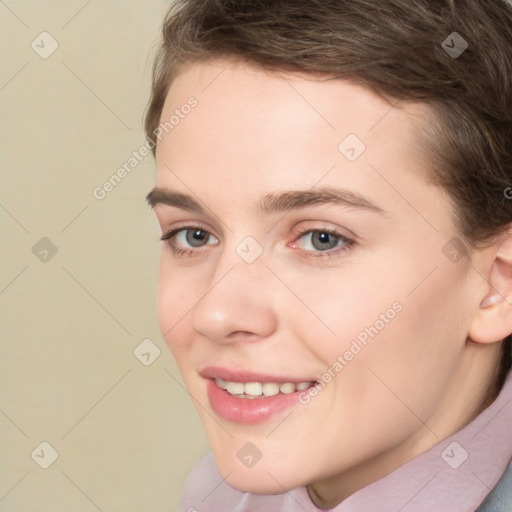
[{"x1": 0, "y1": 1, "x2": 209, "y2": 510}]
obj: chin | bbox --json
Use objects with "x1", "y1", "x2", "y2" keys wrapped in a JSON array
[
  {"x1": 212, "y1": 451, "x2": 309, "y2": 495},
  {"x1": 224, "y1": 470, "x2": 290, "y2": 495}
]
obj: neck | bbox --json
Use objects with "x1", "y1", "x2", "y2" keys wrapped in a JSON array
[{"x1": 307, "y1": 341, "x2": 502, "y2": 509}]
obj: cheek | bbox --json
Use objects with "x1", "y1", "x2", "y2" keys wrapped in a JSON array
[
  {"x1": 278, "y1": 258, "x2": 407, "y2": 361},
  {"x1": 156, "y1": 257, "x2": 196, "y2": 355},
  {"x1": 337, "y1": 262, "x2": 468, "y2": 424},
  {"x1": 290, "y1": 246, "x2": 468, "y2": 413}
]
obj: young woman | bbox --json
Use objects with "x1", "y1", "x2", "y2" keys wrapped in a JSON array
[{"x1": 144, "y1": 1, "x2": 512, "y2": 510}]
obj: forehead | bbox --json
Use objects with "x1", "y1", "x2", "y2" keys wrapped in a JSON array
[
  {"x1": 158, "y1": 59, "x2": 429, "y2": 155},
  {"x1": 155, "y1": 60, "x2": 437, "y2": 216},
  {"x1": 164, "y1": 61, "x2": 414, "y2": 136}
]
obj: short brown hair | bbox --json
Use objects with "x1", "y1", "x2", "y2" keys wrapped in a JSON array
[{"x1": 145, "y1": 0, "x2": 512, "y2": 395}]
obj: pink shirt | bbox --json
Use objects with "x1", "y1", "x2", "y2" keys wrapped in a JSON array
[{"x1": 181, "y1": 371, "x2": 512, "y2": 511}]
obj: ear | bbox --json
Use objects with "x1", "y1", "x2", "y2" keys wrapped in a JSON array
[{"x1": 469, "y1": 227, "x2": 512, "y2": 344}]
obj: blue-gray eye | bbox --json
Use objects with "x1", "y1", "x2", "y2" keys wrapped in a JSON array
[
  {"x1": 160, "y1": 226, "x2": 219, "y2": 252},
  {"x1": 302, "y1": 231, "x2": 346, "y2": 251},
  {"x1": 180, "y1": 228, "x2": 213, "y2": 247}
]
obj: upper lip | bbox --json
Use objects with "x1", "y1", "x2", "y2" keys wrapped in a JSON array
[{"x1": 200, "y1": 366, "x2": 317, "y2": 383}]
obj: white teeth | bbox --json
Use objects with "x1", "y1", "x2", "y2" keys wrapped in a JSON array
[
  {"x1": 244, "y1": 382, "x2": 263, "y2": 395},
  {"x1": 279, "y1": 382, "x2": 296, "y2": 394},
  {"x1": 262, "y1": 382, "x2": 280, "y2": 396},
  {"x1": 216, "y1": 378, "x2": 229, "y2": 390},
  {"x1": 215, "y1": 378, "x2": 315, "y2": 398},
  {"x1": 226, "y1": 381, "x2": 245, "y2": 395}
]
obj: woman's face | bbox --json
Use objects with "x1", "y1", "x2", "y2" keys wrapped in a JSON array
[{"x1": 149, "y1": 60, "x2": 484, "y2": 502}]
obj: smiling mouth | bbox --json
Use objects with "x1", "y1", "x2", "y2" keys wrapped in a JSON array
[{"x1": 215, "y1": 377, "x2": 317, "y2": 398}]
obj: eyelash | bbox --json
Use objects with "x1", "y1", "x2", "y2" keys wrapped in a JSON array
[
  {"x1": 160, "y1": 225, "x2": 212, "y2": 257},
  {"x1": 288, "y1": 227, "x2": 354, "y2": 259},
  {"x1": 160, "y1": 227, "x2": 211, "y2": 258},
  {"x1": 160, "y1": 226, "x2": 355, "y2": 259}
]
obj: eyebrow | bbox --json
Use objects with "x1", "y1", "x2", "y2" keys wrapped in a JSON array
[
  {"x1": 146, "y1": 188, "x2": 204, "y2": 212},
  {"x1": 146, "y1": 186, "x2": 384, "y2": 215},
  {"x1": 260, "y1": 187, "x2": 384, "y2": 214}
]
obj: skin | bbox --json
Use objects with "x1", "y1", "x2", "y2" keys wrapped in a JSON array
[{"x1": 148, "y1": 60, "x2": 504, "y2": 508}]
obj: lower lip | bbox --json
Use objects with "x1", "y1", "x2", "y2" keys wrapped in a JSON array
[{"x1": 206, "y1": 379, "x2": 305, "y2": 424}]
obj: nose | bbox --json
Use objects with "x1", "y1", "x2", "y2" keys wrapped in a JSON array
[{"x1": 191, "y1": 257, "x2": 278, "y2": 344}]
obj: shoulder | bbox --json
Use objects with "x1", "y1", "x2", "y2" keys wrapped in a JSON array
[{"x1": 476, "y1": 458, "x2": 512, "y2": 512}]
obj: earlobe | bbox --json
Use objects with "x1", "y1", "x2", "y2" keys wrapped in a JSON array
[{"x1": 468, "y1": 227, "x2": 512, "y2": 344}]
